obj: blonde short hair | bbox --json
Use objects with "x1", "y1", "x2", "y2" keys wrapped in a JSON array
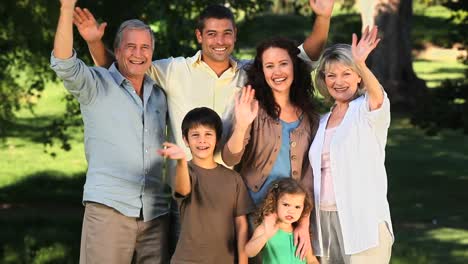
[{"x1": 314, "y1": 44, "x2": 365, "y2": 102}]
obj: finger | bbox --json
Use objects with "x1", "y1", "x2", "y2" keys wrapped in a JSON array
[
  {"x1": 352, "y1": 33, "x2": 358, "y2": 48},
  {"x1": 372, "y1": 38, "x2": 381, "y2": 49},
  {"x1": 296, "y1": 239, "x2": 305, "y2": 258},
  {"x1": 240, "y1": 86, "x2": 247, "y2": 104},
  {"x1": 370, "y1": 26, "x2": 378, "y2": 41},
  {"x1": 73, "y1": 12, "x2": 84, "y2": 24},
  {"x1": 98, "y1": 22, "x2": 107, "y2": 34},
  {"x1": 362, "y1": 25, "x2": 370, "y2": 42},
  {"x1": 74, "y1": 7, "x2": 86, "y2": 21},
  {"x1": 73, "y1": 17, "x2": 81, "y2": 27},
  {"x1": 83, "y1": 8, "x2": 96, "y2": 22},
  {"x1": 252, "y1": 100, "x2": 259, "y2": 116},
  {"x1": 294, "y1": 229, "x2": 299, "y2": 246}
]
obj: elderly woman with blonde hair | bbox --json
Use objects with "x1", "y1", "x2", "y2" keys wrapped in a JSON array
[{"x1": 309, "y1": 26, "x2": 394, "y2": 264}]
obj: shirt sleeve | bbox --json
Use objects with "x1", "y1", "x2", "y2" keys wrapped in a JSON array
[
  {"x1": 234, "y1": 172, "x2": 255, "y2": 217},
  {"x1": 147, "y1": 57, "x2": 175, "y2": 93},
  {"x1": 298, "y1": 44, "x2": 318, "y2": 70},
  {"x1": 50, "y1": 50, "x2": 100, "y2": 105},
  {"x1": 360, "y1": 89, "x2": 391, "y2": 131}
]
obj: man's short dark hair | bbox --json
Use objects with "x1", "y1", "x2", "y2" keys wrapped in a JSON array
[
  {"x1": 196, "y1": 4, "x2": 235, "y2": 32},
  {"x1": 181, "y1": 107, "x2": 223, "y2": 143}
]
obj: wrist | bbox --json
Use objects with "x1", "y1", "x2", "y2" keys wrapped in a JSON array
[
  {"x1": 60, "y1": 4, "x2": 75, "y2": 11},
  {"x1": 315, "y1": 14, "x2": 332, "y2": 22}
]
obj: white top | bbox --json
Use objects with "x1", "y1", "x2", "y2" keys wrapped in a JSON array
[{"x1": 309, "y1": 91, "x2": 394, "y2": 255}]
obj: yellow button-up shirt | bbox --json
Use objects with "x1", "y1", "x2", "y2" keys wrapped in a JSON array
[{"x1": 147, "y1": 50, "x2": 248, "y2": 159}]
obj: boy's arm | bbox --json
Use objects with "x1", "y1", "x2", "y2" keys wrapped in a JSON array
[
  {"x1": 158, "y1": 142, "x2": 191, "y2": 196},
  {"x1": 54, "y1": 0, "x2": 76, "y2": 59},
  {"x1": 235, "y1": 215, "x2": 249, "y2": 264},
  {"x1": 73, "y1": 7, "x2": 114, "y2": 68},
  {"x1": 302, "y1": 0, "x2": 335, "y2": 60}
]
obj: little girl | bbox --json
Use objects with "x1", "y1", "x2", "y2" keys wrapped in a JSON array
[{"x1": 245, "y1": 178, "x2": 319, "y2": 264}]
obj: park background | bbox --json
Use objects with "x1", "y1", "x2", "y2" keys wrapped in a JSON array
[{"x1": 0, "y1": 0, "x2": 467, "y2": 263}]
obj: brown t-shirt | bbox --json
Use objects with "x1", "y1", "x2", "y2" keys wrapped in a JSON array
[{"x1": 171, "y1": 162, "x2": 255, "y2": 264}]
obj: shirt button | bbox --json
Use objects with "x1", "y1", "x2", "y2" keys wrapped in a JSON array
[
  {"x1": 291, "y1": 155, "x2": 297, "y2": 161},
  {"x1": 292, "y1": 170, "x2": 298, "y2": 176},
  {"x1": 145, "y1": 149, "x2": 148, "y2": 153},
  {"x1": 145, "y1": 129, "x2": 148, "y2": 132},
  {"x1": 291, "y1": 141, "x2": 297, "y2": 147}
]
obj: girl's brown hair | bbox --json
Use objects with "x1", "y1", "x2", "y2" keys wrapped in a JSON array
[{"x1": 254, "y1": 178, "x2": 313, "y2": 226}]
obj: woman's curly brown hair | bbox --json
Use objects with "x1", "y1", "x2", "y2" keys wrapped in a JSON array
[{"x1": 254, "y1": 178, "x2": 313, "y2": 226}]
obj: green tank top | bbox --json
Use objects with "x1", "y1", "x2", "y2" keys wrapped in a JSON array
[{"x1": 261, "y1": 229, "x2": 306, "y2": 264}]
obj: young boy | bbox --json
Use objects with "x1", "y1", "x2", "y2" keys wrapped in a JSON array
[{"x1": 158, "y1": 107, "x2": 254, "y2": 264}]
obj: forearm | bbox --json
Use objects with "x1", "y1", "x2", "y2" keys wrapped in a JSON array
[
  {"x1": 223, "y1": 124, "x2": 249, "y2": 165},
  {"x1": 235, "y1": 216, "x2": 249, "y2": 264},
  {"x1": 303, "y1": 15, "x2": 331, "y2": 61},
  {"x1": 356, "y1": 62, "x2": 383, "y2": 110},
  {"x1": 245, "y1": 232, "x2": 268, "y2": 258},
  {"x1": 173, "y1": 159, "x2": 191, "y2": 196},
  {"x1": 87, "y1": 40, "x2": 114, "y2": 68},
  {"x1": 54, "y1": 4, "x2": 75, "y2": 59}
]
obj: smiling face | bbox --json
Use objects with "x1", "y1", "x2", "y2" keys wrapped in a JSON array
[
  {"x1": 261, "y1": 47, "x2": 294, "y2": 96},
  {"x1": 114, "y1": 28, "x2": 153, "y2": 81},
  {"x1": 276, "y1": 193, "x2": 305, "y2": 225},
  {"x1": 183, "y1": 124, "x2": 217, "y2": 162},
  {"x1": 196, "y1": 18, "x2": 236, "y2": 65},
  {"x1": 324, "y1": 62, "x2": 362, "y2": 104}
]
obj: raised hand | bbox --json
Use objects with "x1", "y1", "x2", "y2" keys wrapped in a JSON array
[
  {"x1": 263, "y1": 213, "x2": 279, "y2": 239},
  {"x1": 310, "y1": 0, "x2": 335, "y2": 18},
  {"x1": 352, "y1": 25, "x2": 380, "y2": 65},
  {"x1": 73, "y1": 7, "x2": 107, "y2": 43},
  {"x1": 157, "y1": 142, "x2": 186, "y2": 160},
  {"x1": 234, "y1": 85, "x2": 259, "y2": 130}
]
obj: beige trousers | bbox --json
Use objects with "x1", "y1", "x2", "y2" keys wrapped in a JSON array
[
  {"x1": 79, "y1": 202, "x2": 170, "y2": 264},
  {"x1": 319, "y1": 211, "x2": 393, "y2": 264}
]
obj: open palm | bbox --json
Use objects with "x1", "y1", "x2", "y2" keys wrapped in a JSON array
[
  {"x1": 234, "y1": 86, "x2": 258, "y2": 129},
  {"x1": 352, "y1": 25, "x2": 380, "y2": 64},
  {"x1": 310, "y1": 0, "x2": 335, "y2": 18},
  {"x1": 73, "y1": 7, "x2": 107, "y2": 43}
]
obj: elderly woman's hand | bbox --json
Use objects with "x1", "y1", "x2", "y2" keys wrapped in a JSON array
[{"x1": 352, "y1": 25, "x2": 380, "y2": 65}]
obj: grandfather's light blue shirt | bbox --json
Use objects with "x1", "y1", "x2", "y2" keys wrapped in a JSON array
[{"x1": 50, "y1": 51, "x2": 170, "y2": 221}]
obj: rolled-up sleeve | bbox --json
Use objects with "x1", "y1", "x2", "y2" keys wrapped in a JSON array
[
  {"x1": 221, "y1": 123, "x2": 252, "y2": 166},
  {"x1": 361, "y1": 90, "x2": 391, "y2": 130},
  {"x1": 50, "y1": 50, "x2": 99, "y2": 105}
]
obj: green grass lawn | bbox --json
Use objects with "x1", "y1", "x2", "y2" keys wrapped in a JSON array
[{"x1": 1, "y1": 4, "x2": 467, "y2": 264}]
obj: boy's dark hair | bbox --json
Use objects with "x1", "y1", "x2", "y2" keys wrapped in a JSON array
[
  {"x1": 196, "y1": 4, "x2": 235, "y2": 32},
  {"x1": 181, "y1": 107, "x2": 223, "y2": 142}
]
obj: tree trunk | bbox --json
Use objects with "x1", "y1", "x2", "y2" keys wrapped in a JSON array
[{"x1": 358, "y1": 0, "x2": 428, "y2": 110}]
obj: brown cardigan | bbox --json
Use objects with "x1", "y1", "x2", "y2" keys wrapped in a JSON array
[{"x1": 222, "y1": 106, "x2": 317, "y2": 196}]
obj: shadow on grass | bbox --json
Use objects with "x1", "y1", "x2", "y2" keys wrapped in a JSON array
[
  {"x1": 0, "y1": 171, "x2": 85, "y2": 263},
  {"x1": 387, "y1": 115, "x2": 468, "y2": 263}
]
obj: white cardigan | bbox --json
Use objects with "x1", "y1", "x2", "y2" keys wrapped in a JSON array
[{"x1": 309, "y1": 92, "x2": 394, "y2": 255}]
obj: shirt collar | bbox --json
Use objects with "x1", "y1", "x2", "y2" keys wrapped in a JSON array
[
  {"x1": 190, "y1": 50, "x2": 239, "y2": 73},
  {"x1": 109, "y1": 63, "x2": 156, "y2": 87}
]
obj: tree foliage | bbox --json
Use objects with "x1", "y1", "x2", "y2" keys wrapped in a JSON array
[{"x1": 0, "y1": 0, "x2": 270, "y2": 148}]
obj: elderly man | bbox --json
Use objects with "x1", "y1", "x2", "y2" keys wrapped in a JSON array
[{"x1": 51, "y1": 0, "x2": 170, "y2": 263}]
